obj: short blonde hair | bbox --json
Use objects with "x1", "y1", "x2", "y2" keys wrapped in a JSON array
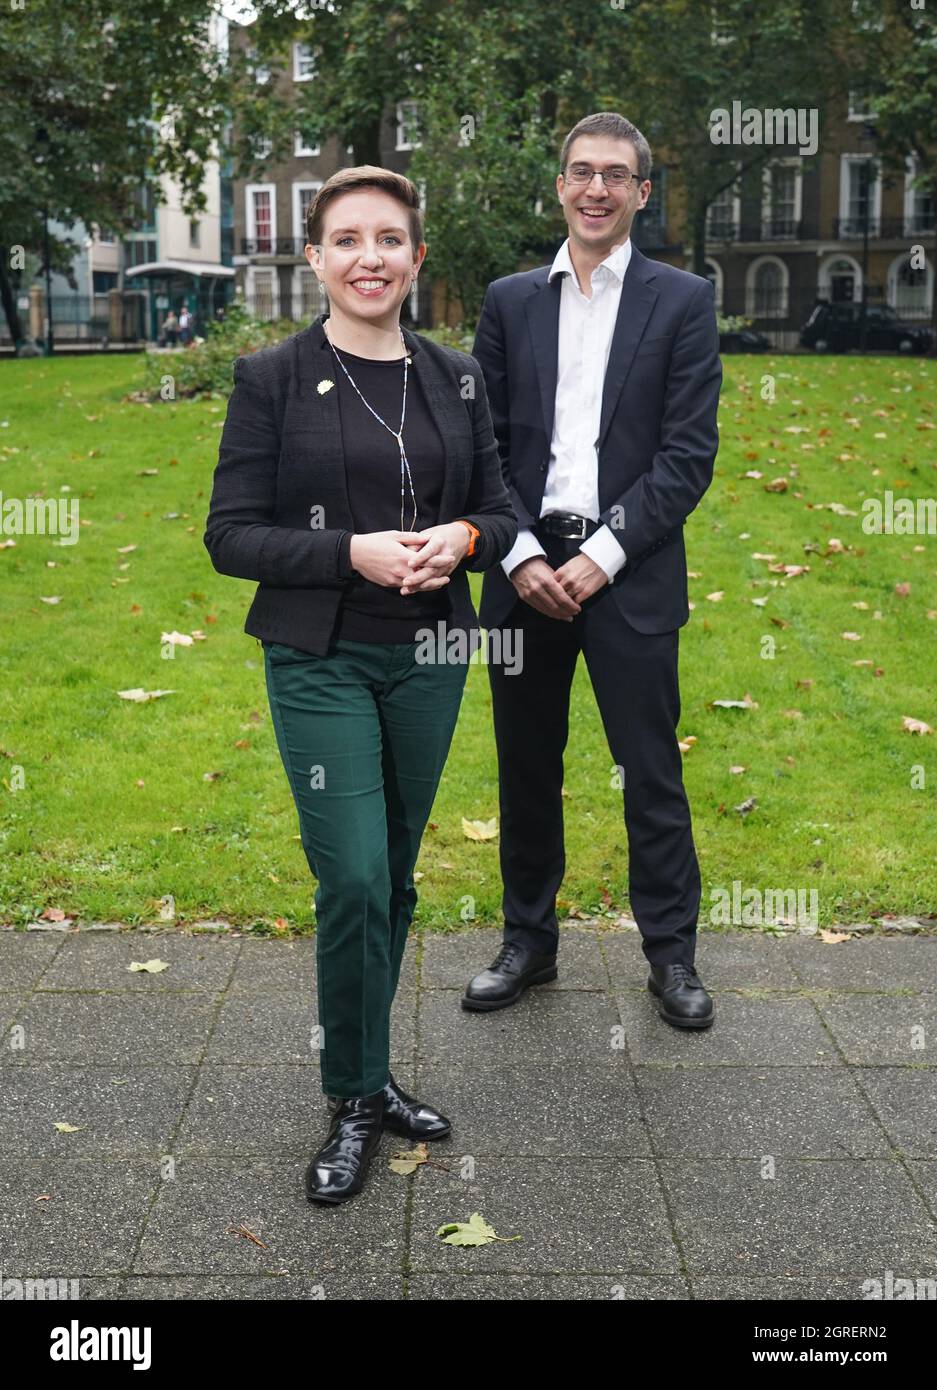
[{"x1": 306, "y1": 165, "x2": 423, "y2": 249}]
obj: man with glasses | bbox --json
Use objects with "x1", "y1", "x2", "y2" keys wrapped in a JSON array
[{"x1": 466, "y1": 111, "x2": 722, "y2": 1028}]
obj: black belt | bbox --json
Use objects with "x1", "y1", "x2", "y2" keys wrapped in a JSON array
[{"x1": 536, "y1": 511, "x2": 600, "y2": 540}]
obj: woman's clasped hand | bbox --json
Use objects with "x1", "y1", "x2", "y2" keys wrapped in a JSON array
[{"x1": 348, "y1": 522, "x2": 470, "y2": 595}]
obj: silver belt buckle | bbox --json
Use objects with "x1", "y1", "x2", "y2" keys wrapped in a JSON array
[{"x1": 550, "y1": 513, "x2": 587, "y2": 538}]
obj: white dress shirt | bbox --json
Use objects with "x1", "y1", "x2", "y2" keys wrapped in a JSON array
[{"x1": 500, "y1": 235, "x2": 632, "y2": 582}]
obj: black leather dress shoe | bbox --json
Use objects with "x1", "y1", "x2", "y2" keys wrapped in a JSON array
[
  {"x1": 462, "y1": 940, "x2": 558, "y2": 1011},
  {"x1": 647, "y1": 962, "x2": 714, "y2": 1029},
  {"x1": 304, "y1": 1092, "x2": 384, "y2": 1205},
  {"x1": 381, "y1": 1073, "x2": 451, "y2": 1140}
]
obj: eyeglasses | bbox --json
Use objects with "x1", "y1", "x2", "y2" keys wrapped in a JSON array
[{"x1": 563, "y1": 163, "x2": 642, "y2": 188}]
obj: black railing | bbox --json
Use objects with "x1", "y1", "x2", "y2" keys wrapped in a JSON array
[
  {"x1": 706, "y1": 218, "x2": 739, "y2": 241},
  {"x1": 834, "y1": 215, "x2": 936, "y2": 240},
  {"x1": 709, "y1": 218, "x2": 815, "y2": 242},
  {"x1": 745, "y1": 217, "x2": 804, "y2": 241},
  {"x1": 240, "y1": 237, "x2": 307, "y2": 257},
  {"x1": 631, "y1": 219, "x2": 672, "y2": 251},
  {"x1": 708, "y1": 215, "x2": 936, "y2": 243}
]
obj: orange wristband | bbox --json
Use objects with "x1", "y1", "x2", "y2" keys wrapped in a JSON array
[{"x1": 454, "y1": 519, "x2": 480, "y2": 558}]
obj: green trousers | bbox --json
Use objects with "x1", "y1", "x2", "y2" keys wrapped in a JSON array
[{"x1": 263, "y1": 637, "x2": 468, "y2": 1098}]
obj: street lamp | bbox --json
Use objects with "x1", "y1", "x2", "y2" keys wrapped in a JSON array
[
  {"x1": 858, "y1": 120, "x2": 877, "y2": 355},
  {"x1": 35, "y1": 125, "x2": 55, "y2": 356}
]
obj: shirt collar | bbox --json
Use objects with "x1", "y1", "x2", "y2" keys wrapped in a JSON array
[{"x1": 548, "y1": 236, "x2": 632, "y2": 288}]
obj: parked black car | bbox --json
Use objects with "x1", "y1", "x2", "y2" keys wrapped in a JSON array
[
  {"x1": 719, "y1": 327, "x2": 773, "y2": 353},
  {"x1": 800, "y1": 302, "x2": 933, "y2": 354}
]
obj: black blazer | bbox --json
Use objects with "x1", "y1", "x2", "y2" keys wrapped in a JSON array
[
  {"x1": 204, "y1": 314, "x2": 518, "y2": 656},
  {"x1": 472, "y1": 244, "x2": 722, "y2": 633}
]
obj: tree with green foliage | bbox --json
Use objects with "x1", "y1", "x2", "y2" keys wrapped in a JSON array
[
  {"x1": 601, "y1": 0, "x2": 854, "y2": 275},
  {"x1": 0, "y1": 0, "x2": 230, "y2": 346},
  {"x1": 227, "y1": 0, "x2": 624, "y2": 319}
]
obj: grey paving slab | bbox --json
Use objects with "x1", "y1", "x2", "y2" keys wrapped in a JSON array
[
  {"x1": 0, "y1": 1275, "x2": 126, "y2": 1300},
  {"x1": 862, "y1": 1070, "x2": 937, "y2": 1157},
  {"x1": 635, "y1": 1067, "x2": 891, "y2": 1158},
  {"x1": 407, "y1": 1156, "x2": 680, "y2": 1274},
  {"x1": 604, "y1": 930, "x2": 801, "y2": 989},
  {"x1": 37, "y1": 933, "x2": 240, "y2": 992},
  {"x1": 115, "y1": 1273, "x2": 406, "y2": 1299},
  {"x1": 909, "y1": 1159, "x2": 937, "y2": 1210},
  {"x1": 659, "y1": 1159, "x2": 937, "y2": 1276},
  {"x1": 2, "y1": 928, "x2": 936, "y2": 1301},
  {"x1": 0, "y1": 993, "x2": 218, "y2": 1067},
  {"x1": 410, "y1": 1059, "x2": 651, "y2": 1156},
  {"x1": 420, "y1": 927, "x2": 607, "y2": 989},
  {"x1": 417, "y1": 987, "x2": 621, "y2": 1064},
  {"x1": 785, "y1": 937, "x2": 937, "y2": 992},
  {"x1": 228, "y1": 937, "x2": 317, "y2": 994},
  {"x1": 0, "y1": 993, "x2": 27, "y2": 1034},
  {"x1": 205, "y1": 989, "x2": 415, "y2": 1065},
  {"x1": 814, "y1": 996, "x2": 937, "y2": 1064},
  {"x1": 615, "y1": 992, "x2": 841, "y2": 1065},
  {"x1": 692, "y1": 1276, "x2": 878, "y2": 1299},
  {"x1": 408, "y1": 1273, "x2": 691, "y2": 1299},
  {"x1": 228, "y1": 935, "x2": 418, "y2": 995},
  {"x1": 132, "y1": 1156, "x2": 409, "y2": 1276},
  {"x1": 0, "y1": 1161, "x2": 159, "y2": 1273},
  {"x1": 174, "y1": 1065, "x2": 418, "y2": 1156},
  {"x1": 0, "y1": 933, "x2": 63, "y2": 992},
  {"x1": 0, "y1": 1063, "x2": 195, "y2": 1159}
]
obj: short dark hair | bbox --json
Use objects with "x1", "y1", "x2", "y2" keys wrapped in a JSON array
[
  {"x1": 560, "y1": 112, "x2": 652, "y2": 182},
  {"x1": 306, "y1": 165, "x2": 423, "y2": 249}
]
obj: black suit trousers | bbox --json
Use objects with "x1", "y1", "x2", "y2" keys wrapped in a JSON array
[{"x1": 486, "y1": 532, "x2": 701, "y2": 967}]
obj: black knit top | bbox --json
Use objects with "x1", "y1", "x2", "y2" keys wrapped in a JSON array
[{"x1": 329, "y1": 345, "x2": 452, "y2": 644}]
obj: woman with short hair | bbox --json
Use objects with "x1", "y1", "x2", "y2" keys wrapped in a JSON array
[{"x1": 204, "y1": 166, "x2": 516, "y2": 1205}]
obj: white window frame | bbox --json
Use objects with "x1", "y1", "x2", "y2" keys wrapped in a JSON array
[
  {"x1": 847, "y1": 89, "x2": 878, "y2": 121},
  {"x1": 761, "y1": 157, "x2": 802, "y2": 239},
  {"x1": 706, "y1": 172, "x2": 741, "y2": 240},
  {"x1": 396, "y1": 100, "x2": 421, "y2": 151},
  {"x1": 818, "y1": 253, "x2": 863, "y2": 303},
  {"x1": 839, "y1": 153, "x2": 882, "y2": 234},
  {"x1": 709, "y1": 3, "x2": 736, "y2": 44},
  {"x1": 887, "y1": 250, "x2": 933, "y2": 316},
  {"x1": 291, "y1": 264, "x2": 327, "y2": 321},
  {"x1": 246, "y1": 182, "x2": 277, "y2": 254},
  {"x1": 746, "y1": 255, "x2": 789, "y2": 319},
  {"x1": 903, "y1": 154, "x2": 935, "y2": 236},
  {"x1": 292, "y1": 180, "x2": 322, "y2": 246},
  {"x1": 246, "y1": 263, "x2": 280, "y2": 319},
  {"x1": 850, "y1": 0, "x2": 884, "y2": 32},
  {"x1": 295, "y1": 129, "x2": 320, "y2": 157},
  {"x1": 248, "y1": 47, "x2": 270, "y2": 85},
  {"x1": 293, "y1": 41, "x2": 315, "y2": 81}
]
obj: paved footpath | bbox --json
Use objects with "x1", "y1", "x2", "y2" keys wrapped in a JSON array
[{"x1": 1, "y1": 924, "x2": 936, "y2": 1300}]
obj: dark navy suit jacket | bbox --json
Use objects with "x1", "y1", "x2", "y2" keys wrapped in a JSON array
[{"x1": 472, "y1": 243, "x2": 722, "y2": 633}]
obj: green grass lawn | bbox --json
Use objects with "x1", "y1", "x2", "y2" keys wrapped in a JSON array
[{"x1": 1, "y1": 349, "x2": 935, "y2": 932}]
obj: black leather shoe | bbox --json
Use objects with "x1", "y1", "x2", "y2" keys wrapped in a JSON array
[
  {"x1": 304, "y1": 1092, "x2": 384, "y2": 1205},
  {"x1": 381, "y1": 1073, "x2": 451, "y2": 1140},
  {"x1": 462, "y1": 940, "x2": 558, "y2": 1011},
  {"x1": 648, "y1": 962, "x2": 714, "y2": 1029}
]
